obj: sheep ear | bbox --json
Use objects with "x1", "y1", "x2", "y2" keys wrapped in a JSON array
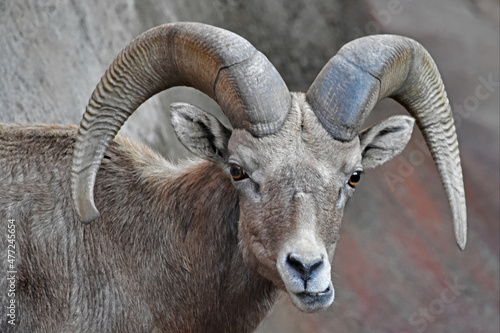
[
  {"x1": 171, "y1": 103, "x2": 232, "y2": 161},
  {"x1": 359, "y1": 115, "x2": 415, "y2": 169}
]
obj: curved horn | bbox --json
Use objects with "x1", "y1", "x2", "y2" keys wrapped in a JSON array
[
  {"x1": 71, "y1": 22, "x2": 290, "y2": 224},
  {"x1": 306, "y1": 35, "x2": 466, "y2": 250}
]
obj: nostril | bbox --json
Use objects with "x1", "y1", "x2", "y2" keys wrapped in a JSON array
[
  {"x1": 310, "y1": 260, "x2": 323, "y2": 272},
  {"x1": 287, "y1": 253, "x2": 306, "y2": 274},
  {"x1": 310, "y1": 258, "x2": 323, "y2": 272},
  {"x1": 286, "y1": 253, "x2": 324, "y2": 281}
]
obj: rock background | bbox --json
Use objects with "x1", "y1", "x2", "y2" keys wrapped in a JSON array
[
  {"x1": 0, "y1": 0, "x2": 498, "y2": 332},
  {"x1": 0, "y1": 0, "x2": 369, "y2": 160}
]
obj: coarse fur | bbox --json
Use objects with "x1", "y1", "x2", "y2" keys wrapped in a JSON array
[
  {"x1": 0, "y1": 93, "x2": 414, "y2": 332},
  {"x1": 0, "y1": 124, "x2": 274, "y2": 332}
]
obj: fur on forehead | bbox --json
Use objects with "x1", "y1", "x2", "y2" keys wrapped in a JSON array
[{"x1": 228, "y1": 92, "x2": 362, "y2": 175}]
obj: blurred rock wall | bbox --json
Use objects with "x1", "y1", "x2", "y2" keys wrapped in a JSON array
[{"x1": 0, "y1": 0, "x2": 369, "y2": 160}]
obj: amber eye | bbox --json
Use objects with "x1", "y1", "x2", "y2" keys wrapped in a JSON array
[
  {"x1": 348, "y1": 171, "x2": 362, "y2": 188},
  {"x1": 229, "y1": 164, "x2": 248, "y2": 181}
]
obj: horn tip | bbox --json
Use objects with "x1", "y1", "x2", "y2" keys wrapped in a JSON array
[
  {"x1": 79, "y1": 207, "x2": 100, "y2": 225},
  {"x1": 457, "y1": 234, "x2": 467, "y2": 251},
  {"x1": 71, "y1": 168, "x2": 101, "y2": 224},
  {"x1": 455, "y1": 221, "x2": 467, "y2": 251},
  {"x1": 73, "y1": 191, "x2": 101, "y2": 224}
]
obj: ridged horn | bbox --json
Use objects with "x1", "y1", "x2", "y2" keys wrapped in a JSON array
[
  {"x1": 306, "y1": 35, "x2": 466, "y2": 250},
  {"x1": 71, "y1": 22, "x2": 290, "y2": 224}
]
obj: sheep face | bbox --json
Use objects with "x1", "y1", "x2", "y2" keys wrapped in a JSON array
[{"x1": 171, "y1": 92, "x2": 414, "y2": 312}]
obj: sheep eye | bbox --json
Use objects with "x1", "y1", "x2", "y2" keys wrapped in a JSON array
[
  {"x1": 229, "y1": 164, "x2": 248, "y2": 181},
  {"x1": 348, "y1": 171, "x2": 362, "y2": 188}
]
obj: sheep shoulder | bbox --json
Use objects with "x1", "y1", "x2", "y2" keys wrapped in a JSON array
[{"x1": 0, "y1": 124, "x2": 274, "y2": 332}]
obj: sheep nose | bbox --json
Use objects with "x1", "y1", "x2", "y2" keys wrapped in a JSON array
[{"x1": 286, "y1": 253, "x2": 324, "y2": 283}]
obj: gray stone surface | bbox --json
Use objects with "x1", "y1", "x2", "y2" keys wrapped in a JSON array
[{"x1": 0, "y1": 0, "x2": 368, "y2": 160}]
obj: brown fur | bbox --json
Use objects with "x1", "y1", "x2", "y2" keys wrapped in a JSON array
[{"x1": 0, "y1": 124, "x2": 276, "y2": 332}]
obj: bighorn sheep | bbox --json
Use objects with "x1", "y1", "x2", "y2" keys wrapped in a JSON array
[{"x1": 0, "y1": 22, "x2": 466, "y2": 332}]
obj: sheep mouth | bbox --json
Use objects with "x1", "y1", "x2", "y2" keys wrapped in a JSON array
[
  {"x1": 298, "y1": 285, "x2": 331, "y2": 297},
  {"x1": 290, "y1": 285, "x2": 334, "y2": 312}
]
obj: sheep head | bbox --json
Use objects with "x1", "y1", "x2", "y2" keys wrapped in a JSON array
[
  {"x1": 171, "y1": 94, "x2": 414, "y2": 311},
  {"x1": 71, "y1": 23, "x2": 466, "y2": 313}
]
